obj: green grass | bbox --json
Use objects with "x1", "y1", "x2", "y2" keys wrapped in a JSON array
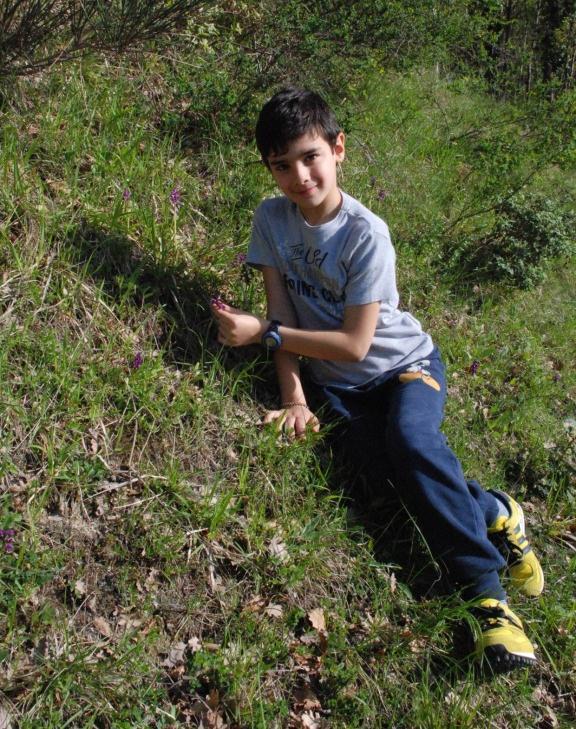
[{"x1": 0, "y1": 52, "x2": 575, "y2": 728}]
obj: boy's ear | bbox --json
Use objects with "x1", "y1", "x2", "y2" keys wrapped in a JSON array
[{"x1": 334, "y1": 131, "x2": 345, "y2": 161}]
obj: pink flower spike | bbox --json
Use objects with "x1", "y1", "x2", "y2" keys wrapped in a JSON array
[{"x1": 169, "y1": 188, "x2": 182, "y2": 208}]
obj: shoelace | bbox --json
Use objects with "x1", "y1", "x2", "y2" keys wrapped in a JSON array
[
  {"x1": 489, "y1": 526, "x2": 524, "y2": 566},
  {"x1": 472, "y1": 604, "x2": 522, "y2": 631}
]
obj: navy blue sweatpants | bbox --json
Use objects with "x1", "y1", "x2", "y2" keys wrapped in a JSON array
[{"x1": 315, "y1": 348, "x2": 507, "y2": 601}]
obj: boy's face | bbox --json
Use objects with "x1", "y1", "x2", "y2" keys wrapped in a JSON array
[{"x1": 267, "y1": 131, "x2": 345, "y2": 225}]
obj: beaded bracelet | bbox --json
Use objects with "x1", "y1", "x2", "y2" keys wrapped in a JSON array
[{"x1": 281, "y1": 402, "x2": 310, "y2": 409}]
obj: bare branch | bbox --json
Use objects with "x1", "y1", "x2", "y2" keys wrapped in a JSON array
[{"x1": 0, "y1": 0, "x2": 208, "y2": 77}]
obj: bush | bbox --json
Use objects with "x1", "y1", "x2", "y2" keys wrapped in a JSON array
[
  {"x1": 454, "y1": 193, "x2": 575, "y2": 288},
  {"x1": 0, "y1": 0, "x2": 205, "y2": 78},
  {"x1": 158, "y1": 0, "x2": 458, "y2": 149}
]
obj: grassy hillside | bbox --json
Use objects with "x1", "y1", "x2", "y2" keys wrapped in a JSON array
[{"x1": 1, "y1": 54, "x2": 575, "y2": 728}]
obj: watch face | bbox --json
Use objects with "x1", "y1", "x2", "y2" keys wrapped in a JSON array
[{"x1": 263, "y1": 331, "x2": 281, "y2": 349}]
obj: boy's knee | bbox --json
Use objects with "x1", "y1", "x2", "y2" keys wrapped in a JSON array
[{"x1": 385, "y1": 418, "x2": 441, "y2": 462}]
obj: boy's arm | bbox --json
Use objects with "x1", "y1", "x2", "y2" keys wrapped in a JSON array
[
  {"x1": 213, "y1": 294, "x2": 380, "y2": 362},
  {"x1": 259, "y1": 266, "x2": 320, "y2": 436},
  {"x1": 261, "y1": 266, "x2": 306, "y2": 401},
  {"x1": 212, "y1": 267, "x2": 380, "y2": 432}
]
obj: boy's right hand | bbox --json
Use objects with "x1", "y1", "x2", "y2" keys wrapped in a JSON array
[{"x1": 262, "y1": 404, "x2": 320, "y2": 438}]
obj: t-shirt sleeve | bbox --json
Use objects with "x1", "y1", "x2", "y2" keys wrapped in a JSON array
[
  {"x1": 343, "y1": 227, "x2": 397, "y2": 307},
  {"x1": 246, "y1": 203, "x2": 278, "y2": 269}
]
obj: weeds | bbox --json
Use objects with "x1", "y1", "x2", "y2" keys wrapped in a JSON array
[{"x1": 0, "y1": 47, "x2": 575, "y2": 729}]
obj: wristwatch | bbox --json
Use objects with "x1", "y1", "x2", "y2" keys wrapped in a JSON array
[{"x1": 261, "y1": 320, "x2": 282, "y2": 351}]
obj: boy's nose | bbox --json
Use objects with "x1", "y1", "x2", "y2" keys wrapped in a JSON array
[{"x1": 294, "y1": 163, "x2": 310, "y2": 184}]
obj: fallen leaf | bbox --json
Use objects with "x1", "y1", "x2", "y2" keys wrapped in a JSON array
[
  {"x1": 409, "y1": 637, "x2": 428, "y2": 654},
  {"x1": 299, "y1": 632, "x2": 318, "y2": 645},
  {"x1": 538, "y1": 707, "x2": 559, "y2": 729},
  {"x1": 532, "y1": 685, "x2": 555, "y2": 706},
  {"x1": 300, "y1": 711, "x2": 321, "y2": 729},
  {"x1": 243, "y1": 595, "x2": 266, "y2": 613},
  {"x1": 0, "y1": 704, "x2": 12, "y2": 729},
  {"x1": 93, "y1": 616, "x2": 112, "y2": 638},
  {"x1": 203, "y1": 642, "x2": 220, "y2": 652},
  {"x1": 162, "y1": 641, "x2": 186, "y2": 668},
  {"x1": 207, "y1": 688, "x2": 220, "y2": 710},
  {"x1": 268, "y1": 536, "x2": 289, "y2": 562},
  {"x1": 200, "y1": 709, "x2": 228, "y2": 728},
  {"x1": 265, "y1": 603, "x2": 283, "y2": 619},
  {"x1": 117, "y1": 615, "x2": 142, "y2": 630},
  {"x1": 293, "y1": 686, "x2": 322, "y2": 711},
  {"x1": 308, "y1": 608, "x2": 326, "y2": 634}
]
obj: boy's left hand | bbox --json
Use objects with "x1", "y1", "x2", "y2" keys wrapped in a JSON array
[
  {"x1": 212, "y1": 300, "x2": 267, "y2": 347},
  {"x1": 262, "y1": 405, "x2": 320, "y2": 437}
]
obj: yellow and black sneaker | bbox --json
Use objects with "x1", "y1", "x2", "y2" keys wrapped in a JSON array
[
  {"x1": 472, "y1": 599, "x2": 537, "y2": 672},
  {"x1": 488, "y1": 490, "x2": 544, "y2": 597}
]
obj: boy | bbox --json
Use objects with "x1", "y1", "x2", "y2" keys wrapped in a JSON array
[{"x1": 212, "y1": 88, "x2": 544, "y2": 671}]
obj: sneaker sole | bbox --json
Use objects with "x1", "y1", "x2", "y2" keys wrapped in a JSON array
[{"x1": 482, "y1": 644, "x2": 537, "y2": 673}]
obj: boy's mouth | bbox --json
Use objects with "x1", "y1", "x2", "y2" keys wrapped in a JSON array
[{"x1": 297, "y1": 185, "x2": 317, "y2": 197}]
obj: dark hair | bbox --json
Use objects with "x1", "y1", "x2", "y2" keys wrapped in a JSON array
[{"x1": 255, "y1": 87, "x2": 341, "y2": 164}]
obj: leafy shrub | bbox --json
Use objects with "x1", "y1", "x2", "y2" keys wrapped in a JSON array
[
  {"x1": 0, "y1": 0, "x2": 205, "y2": 77},
  {"x1": 454, "y1": 193, "x2": 575, "y2": 288},
  {"x1": 159, "y1": 0, "x2": 456, "y2": 149}
]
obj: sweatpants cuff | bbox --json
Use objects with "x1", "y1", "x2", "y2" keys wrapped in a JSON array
[{"x1": 460, "y1": 572, "x2": 507, "y2": 602}]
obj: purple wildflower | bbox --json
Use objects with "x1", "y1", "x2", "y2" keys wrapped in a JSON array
[
  {"x1": 211, "y1": 296, "x2": 226, "y2": 311},
  {"x1": 1, "y1": 529, "x2": 15, "y2": 553},
  {"x1": 122, "y1": 188, "x2": 131, "y2": 201},
  {"x1": 553, "y1": 372, "x2": 561, "y2": 382},
  {"x1": 469, "y1": 360, "x2": 480, "y2": 375},
  {"x1": 131, "y1": 351, "x2": 144, "y2": 369},
  {"x1": 377, "y1": 189, "x2": 389, "y2": 201},
  {"x1": 234, "y1": 253, "x2": 247, "y2": 266},
  {"x1": 169, "y1": 188, "x2": 182, "y2": 208}
]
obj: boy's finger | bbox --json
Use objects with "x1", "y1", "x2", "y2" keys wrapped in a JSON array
[
  {"x1": 261, "y1": 409, "x2": 285, "y2": 426},
  {"x1": 309, "y1": 417, "x2": 320, "y2": 433},
  {"x1": 293, "y1": 417, "x2": 307, "y2": 437},
  {"x1": 211, "y1": 304, "x2": 227, "y2": 317},
  {"x1": 261, "y1": 410, "x2": 277, "y2": 424}
]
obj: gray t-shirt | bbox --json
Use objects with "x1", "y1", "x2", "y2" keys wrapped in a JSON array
[{"x1": 247, "y1": 191, "x2": 434, "y2": 387}]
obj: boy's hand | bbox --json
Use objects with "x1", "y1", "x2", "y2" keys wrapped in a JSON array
[
  {"x1": 262, "y1": 404, "x2": 320, "y2": 438},
  {"x1": 211, "y1": 300, "x2": 267, "y2": 347}
]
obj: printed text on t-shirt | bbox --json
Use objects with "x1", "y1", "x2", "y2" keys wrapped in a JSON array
[
  {"x1": 283, "y1": 274, "x2": 346, "y2": 304},
  {"x1": 289, "y1": 245, "x2": 329, "y2": 270}
]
